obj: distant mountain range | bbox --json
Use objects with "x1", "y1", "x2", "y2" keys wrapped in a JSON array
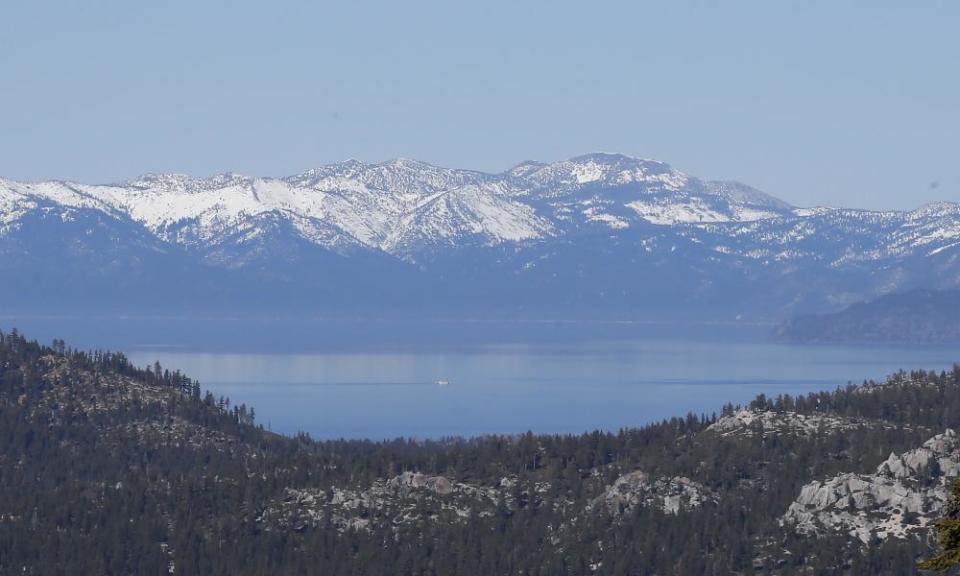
[
  {"x1": 2, "y1": 153, "x2": 959, "y2": 320},
  {"x1": 774, "y1": 288, "x2": 960, "y2": 343}
]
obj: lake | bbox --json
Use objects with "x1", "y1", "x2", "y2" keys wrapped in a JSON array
[{"x1": 125, "y1": 338, "x2": 960, "y2": 440}]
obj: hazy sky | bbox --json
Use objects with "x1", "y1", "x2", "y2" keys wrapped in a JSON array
[{"x1": 1, "y1": 1, "x2": 956, "y2": 210}]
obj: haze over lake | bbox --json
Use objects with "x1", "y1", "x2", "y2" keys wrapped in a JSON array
[{"x1": 126, "y1": 337, "x2": 959, "y2": 439}]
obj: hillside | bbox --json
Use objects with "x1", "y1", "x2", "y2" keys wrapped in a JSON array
[
  {"x1": 774, "y1": 288, "x2": 960, "y2": 343},
  {"x1": 2, "y1": 330, "x2": 960, "y2": 574},
  {"x1": 3, "y1": 154, "x2": 960, "y2": 322}
]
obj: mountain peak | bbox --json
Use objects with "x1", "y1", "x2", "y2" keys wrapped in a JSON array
[
  {"x1": 703, "y1": 181, "x2": 794, "y2": 211},
  {"x1": 516, "y1": 153, "x2": 682, "y2": 190},
  {"x1": 567, "y1": 152, "x2": 665, "y2": 167},
  {"x1": 506, "y1": 160, "x2": 547, "y2": 179},
  {"x1": 383, "y1": 157, "x2": 434, "y2": 169},
  {"x1": 909, "y1": 201, "x2": 960, "y2": 218},
  {"x1": 124, "y1": 173, "x2": 195, "y2": 188}
]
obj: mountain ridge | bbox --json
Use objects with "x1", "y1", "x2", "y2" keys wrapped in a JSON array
[
  {"x1": 773, "y1": 288, "x2": 960, "y2": 343},
  {"x1": 2, "y1": 154, "x2": 959, "y2": 321}
]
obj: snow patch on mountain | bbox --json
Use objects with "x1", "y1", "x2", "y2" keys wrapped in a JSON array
[
  {"x1": 382, "y1": 181, "x2": 553, "y2": 253},
  {"x1": 519, "y1": 153, "x2": 686, "y2": 194},
  {"x1": 626, "y1": 198, "x2": 729, "y2": 225}
]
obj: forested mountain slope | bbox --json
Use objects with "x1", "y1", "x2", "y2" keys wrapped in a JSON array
[
  {"x1": 1, "y1": 330, "x2": 959, "y2": 574},
  {"x1": 774, "y1": 288, "x2": 960, "y2": 343}
]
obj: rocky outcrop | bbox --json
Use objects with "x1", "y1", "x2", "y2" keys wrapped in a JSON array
[
  {"x1": 707, "y1": 409, "x2": 883, "y2": 438},
  {"x1": 115, "y1": 417, "x2": 240, "y2": 454},
  {"x1": 782, "y1": 430, "x2": 960, "y2": 543},
  {"x1": 264, "y1": 466, "x2": 717, "y2": 534},
  {"x1": 591, "y1": 471, "x2": 715, "y2": 516},
  {"x1": 259, "y1": 472, "x2": 507, "y2": 533},
  {"x1": 36, "y1": 354, "x2": 177, "y2": 415}
]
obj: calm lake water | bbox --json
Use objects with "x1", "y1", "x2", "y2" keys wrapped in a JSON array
[{"x1": 125, "y1": 339, "x2": 960, "y2": 440}]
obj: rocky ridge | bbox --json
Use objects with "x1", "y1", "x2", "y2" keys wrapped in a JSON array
[
  {"x1": 258, "y1": 471, "x2": 506, "y2": 533},
  {"x1": 782, "y1": 430, "x2": 960, "y2": 543},
  {"x1": 259, "y1": 466, "x2": 714, "y2": 535},
  {"x1": 707, "y1": 409, "x2": 891, "y2": 438}
]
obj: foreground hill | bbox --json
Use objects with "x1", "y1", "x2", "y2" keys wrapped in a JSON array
[
  {"x1": 774, "y1": 288, "x2": 960, "y2": 343},
  {"x1": 2, "y1": 154, "x2": 960, "y2": 321},
  {"x1": 1, "y1": 330, "x2": 959, "y2": 574}
]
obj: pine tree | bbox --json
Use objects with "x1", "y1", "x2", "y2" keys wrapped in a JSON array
[{"x1": 919, "y1": 479, "x2": 960, "y2": 571}]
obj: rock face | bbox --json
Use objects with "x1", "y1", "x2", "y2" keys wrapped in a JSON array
[
  {"x1": 707, "y1": 409, "x2": 884, "y2": 438},
  {"x1": 782, "y1": 430, "x2": 960, "y2": 543},
  {"x1": 262, "y1": 467, "x2": 716, "y2": 534},
  {"x1": 591, "y1": 471, "x2": 715, "y2": 516},
  {"x1": 259, "y1": 472, "x2": 507, "y2": 533}
]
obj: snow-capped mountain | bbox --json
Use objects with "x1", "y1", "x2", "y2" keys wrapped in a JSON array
[
  {"x1": 1, "y1": 153, "x2": 958, "y2": 320},
  {"x1": 0, "y1": 153, "x2": 794, "y2": 259}
]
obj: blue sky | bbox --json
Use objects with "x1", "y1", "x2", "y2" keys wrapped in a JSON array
[{"x1": 0, "y1": 0, "x2": 956, "y2": 210}]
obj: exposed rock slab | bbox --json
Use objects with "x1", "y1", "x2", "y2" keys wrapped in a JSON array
[
  {"x1": 591, "y1": 470, "x2": 715, "y2": 516},
  {"x1": 708, "y1": 409, "x2": 887, "y2": 438},
  {"x1": 782, "y1": 430, "x2": 960, "y2": 543},
  {"x1": 259, "y1": 472, "x2": 507, "y2": 533}
]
